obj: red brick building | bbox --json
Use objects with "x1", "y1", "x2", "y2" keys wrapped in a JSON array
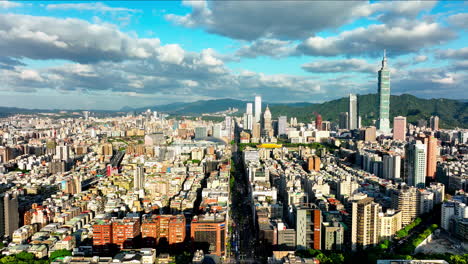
[
  {"x1": 112, "y1": 218, "x2": 140, "y2": 249},
  {"x1": 141, "y1": 214, "x2": 186, "y2": 246},
  {"x1": 190, "y1": 214, "x2": 226, "y2": 256}
]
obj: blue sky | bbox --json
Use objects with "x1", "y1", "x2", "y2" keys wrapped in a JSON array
[{"x1": 0, "y1": 0, "x2": 467, "y2": 110}]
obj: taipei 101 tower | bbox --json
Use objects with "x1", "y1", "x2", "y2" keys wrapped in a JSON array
[{"x1": 377, "y1": 50, "x2": 391, "y2": 134}]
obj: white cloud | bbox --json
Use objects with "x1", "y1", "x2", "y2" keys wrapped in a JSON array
[
  {"x1": 46, "y1": 2, "x2": 139, "y2": 13},
  {"x1": 302, "y1": 59, "x2": 377, "y2": 73},
  {"x1": 166, "y1": 1, "x2": 436, "y2": 41},
  {"x1": 299, "y1": 22, "x2": 455, "y2": 57},
  {"x1": 157, "y1": 44, "x2": 185, "y2": 64},
  {"x1": 447, "y1": 13, "x2": 468, "y2": 29},
  {"x1": 235, "y1": 38, "x2": 297, "y2": 58},
  {"x1": 437, "y1": 48, "x2": 468, "y2": 60},
  {"x1": 20, "y1": 69, "x2": 43, "y2": 82},
  {"x1": 0, "y1": 1, "x2": 22, "y2": 9},
  {"x1": 413, "y1": 55, "x2": 428, "y2": 63}
]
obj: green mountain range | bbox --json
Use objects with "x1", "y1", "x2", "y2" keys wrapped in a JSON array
[
  {"x1": 267, "y1": 94, "x2": 467, "y2": 129},
  {"x1": 1, "y1": 94, "x2": 466, "y2": 128}
]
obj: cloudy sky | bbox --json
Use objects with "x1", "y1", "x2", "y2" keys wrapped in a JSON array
[{"x1": 0, "y1": 1, "x2": 467, "y2": 110}]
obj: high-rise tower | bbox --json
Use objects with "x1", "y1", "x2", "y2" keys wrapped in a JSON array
[
  {"x1": 377, "y1": 50, "x2": 391, "y2": 134},
  {"x1": 134, "y1": 166, "x2": 145, "y2": 190},
  {"x1": 349, "y1": 94, "x2": 358, "y2": 130},
  {"x1": 254, "y1": 96, "x2": 262, "y2": 123}
]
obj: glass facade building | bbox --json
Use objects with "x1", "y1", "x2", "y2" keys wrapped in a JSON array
[{"x1": 377, "y1": 50, "x2": 391, "y2": 134}]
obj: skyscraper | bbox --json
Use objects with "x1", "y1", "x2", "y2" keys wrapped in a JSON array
[
  {"x1": 349, "y1": 94, "x2": 358, "y2": 130},
  {"x1": 407, "y1": 141, "x2": 427, "y2": 188},
  {"x1": 246, "y1": 103, "x2": 254, "y2": 130},
  {"x1": 246, "y1": 103, "x2": 253, "y2": 115},
  {"x1": 393, "y1": 116, "x2": 406, "y2": 141},
  {"x1": 134, "y1": 166, "x2": 145, "y2": 190},
  {"x1": 430, "y1": 116, "x2": 439, "y2": 131},
  {"x1": 377, "y1": 50, "x2": 391, "y2": 134},
  {"x1": 263, "y1": 105, "x2": 273, "y2": 135},
  {"x1": 255, "y1": 96, "x2": 262, "y2": 123},
  {"x1": 278, "y1": 116, "x2": 287, "y2": 136},
  {"x1": 425, "y1": 136, "x2": 437, "y2": 179},
  {"x1": 339, "y1": 112, "x2": 349, "y2": 130}
]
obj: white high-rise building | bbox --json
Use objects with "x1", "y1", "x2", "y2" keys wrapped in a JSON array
[
  {"x1": 134, "y1": 166, "x2": 145, "y2": 190},
  {"x1": 349, "y1": 94, "x2": 358, "y2": 130},
  {"x1": 254, "y1": 96, "x2": 262, "y2": 123},
  {"x1": 382, "y1": 154, "x2": 401, "y2": 179},
  {"x1": 278, "y1": 116, "x2": 287, "y2": 136},
  {"x1": 55, "y1": 145, "x2": 70, "y2": 162},
  {"x1": 407, "y1": 141, "x2": 427, "y2": 188},
  {"x1": 246, "y1": 103, "x2": 254, "y2": 130},
  {"x1": 246, "y1": 103, "x2": 253, "y2": 115}
]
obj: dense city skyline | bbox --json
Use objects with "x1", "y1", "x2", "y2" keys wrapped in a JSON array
[{"x1": 0, "y1": 1, "x2": 467, "y2": 109}]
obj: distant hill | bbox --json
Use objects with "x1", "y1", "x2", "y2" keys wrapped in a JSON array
[
  {"x1": 268, "y1": 94, "x2": 467, "y2": 129},
  {"x1": 1, "y1": 94, "x2": 466, "y2": 128},
  {"x1": 126, "y1": 94, "x2": 466, "y2": 128}
]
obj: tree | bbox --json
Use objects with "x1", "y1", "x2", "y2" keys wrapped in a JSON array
[
  {"x1": 449, "y1": 255, "x2": 468, "y2": 264},
  {"x1": 16, "y1": 252, "x2": 34, "y2": 261},
  {"x1": 50, "y1": 249, "x2": 72, "y2": 260},
  {"x1": 0, "y1": 256, "x2": 16, "y2": 264}
]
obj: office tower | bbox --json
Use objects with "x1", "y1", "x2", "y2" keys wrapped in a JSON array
[
  {"x1": 263, "y1": 105, "x2": 273, "y2": 137},
  {"x1": 247, "y1": 102, "x2": 253, "y2": 115},
  {"x1": 360, "y1": 126, "x2": 376, "y2": 142},
  {"x1": 4, "y1": 192, "x2": 19, "y2": 238},
  {"x1": 382, "y1": 154, "x2": 401, "y2": 180},
  {"x1": 296, "y1": 206, "x2": 322, "y2": 250},
  {"x1": 378, "y1": 209, "x2": 402, "y2": 240},
  {"x1": 195, "y1": 126, "x2": 208, "y2": 139},
  {"x1": 349, "y1": 94, "x2": 358, "y2": 130},
  {"x1": 134, "y1": 166, "x2": 145, "y2": 190},
  {"x1": 425, "y1": 136, "x2": 437, "y2": 179},
  {"x1": 255, "y1": 95, "x2": 262, "y2": 123},
  {"x1": 407, "y1": 141, "x2": 427, "y2": 188},
  {"x1": 377, "y1": 50, "x2": 391, "y2": 134},
  {"x1": 278, "y1": 116, "x2": 287, "y2": 136},
  {"x1": 339, "y1": 112, "x2": 349, "y2": 130},
  {"x1": 391, "y1": 186, "x2": 420, "y2": 225},
  {"x1": 430, "y1": 116, "x2": 439, "y2": 131},
  {"x1": 351, "y1": 197, "x2": 381, "y2": 250},
  {"x1": 315, "y1": 114, "x2": 323, "y2": 131},
  {"x1": 247, "y1": 114, "x2": 253, "y2": 131},
  {"x1": 55, "y1": 145, "x2": 70, "y2": 161},
  {"x1": 191, "y1": 214, "x2": 226, "y2": 256},
  {"x1": 322, "y1": 222, "x2": 344, "y2": 250},
  {"x1": 252, "y1": 122, "x2": 261, "y2": 139},
  {"x1": 243, "y1": 113, "x2": 248, "y2": 129},
  {"x1": 393, "y1": 116, "x2": 406, "y2": 141}
]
